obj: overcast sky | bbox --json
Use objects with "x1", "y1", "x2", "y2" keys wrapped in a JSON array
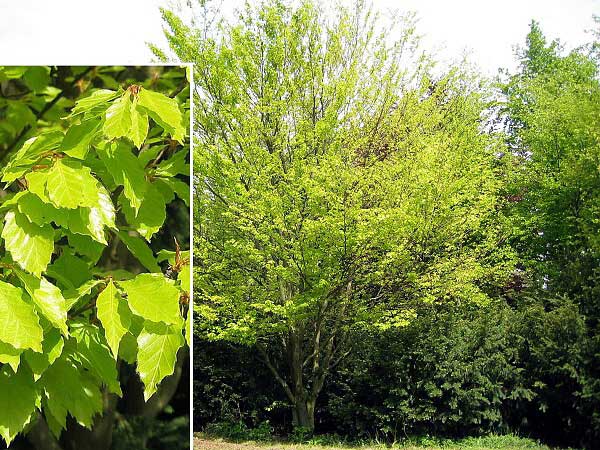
[{"x1": 0, "y1": 0, "x2": 598, "y2": 75}]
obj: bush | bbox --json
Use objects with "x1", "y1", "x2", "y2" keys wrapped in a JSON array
[
  {"x1": 203, "y1": 421, "x2": 272, "y2": 442},
  {"x1": 322, "y1": 302, "x2": 529, "y2": 440}
]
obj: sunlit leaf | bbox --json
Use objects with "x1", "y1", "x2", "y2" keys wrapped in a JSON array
[
  {"x1": 136, "y1": 321, "x2": 184, "y2": 400},
  {"x1": 2, "y1": 210, "x2": 54, "y2": 276},
  {"x1": 119, "y1": 273, "x2": 181, "y2": 325}
]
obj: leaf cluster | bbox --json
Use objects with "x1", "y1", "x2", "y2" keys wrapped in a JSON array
[{"x1": 0, "y1": 66, "x2": 191, "y2": 446}]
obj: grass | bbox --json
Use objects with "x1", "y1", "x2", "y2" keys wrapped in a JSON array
[{"x1": 194, "y1": 433, "x2": 558, "y2": 450}]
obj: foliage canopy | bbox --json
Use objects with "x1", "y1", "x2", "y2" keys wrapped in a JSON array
[{"x1": 160, "y1": 0, "x2": 515, "y2": 431}]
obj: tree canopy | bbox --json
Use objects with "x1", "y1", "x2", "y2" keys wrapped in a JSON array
[{"x1": 160, "y1": 0, "x2": 516, "y2": 431}]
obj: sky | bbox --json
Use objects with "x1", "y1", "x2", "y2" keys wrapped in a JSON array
[{"x1": 0, "y1": 0, "x2": 598, "y2": 74}]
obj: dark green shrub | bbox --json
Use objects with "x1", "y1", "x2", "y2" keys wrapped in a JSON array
[{"x1": 322, "y1": 302, "x2": 530, "y2": 440}]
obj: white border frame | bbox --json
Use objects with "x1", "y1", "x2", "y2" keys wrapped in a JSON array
[{"x1": 187, "y1": 61, "x2": 195, "y2": 450}]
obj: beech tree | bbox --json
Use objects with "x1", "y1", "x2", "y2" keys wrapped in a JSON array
[
  {"x1": 159, "y1": 0, "x2": 514, "y2": 431},
  {"x1": 0, "y1": 66, "x2": 191, "y2": 450}
]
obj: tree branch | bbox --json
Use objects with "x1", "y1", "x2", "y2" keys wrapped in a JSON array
[
  {"x1": 256, "y1": 342, "x2": 295, "y2": 403},
  {"x1": 26, "y1": 414, "x2": 64, "y2": 450}
]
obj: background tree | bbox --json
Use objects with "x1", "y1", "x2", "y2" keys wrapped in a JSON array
[
  {"x1": 153, "y1": 1, "x2": 600, "y2": 447},
  {"x1": 501, "y1": 21, "x2": 600, "y2": 445}
]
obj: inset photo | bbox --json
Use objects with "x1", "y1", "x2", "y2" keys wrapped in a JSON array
[{"x1": 0, "y1": 66, "x2": 191, "y2": 450}]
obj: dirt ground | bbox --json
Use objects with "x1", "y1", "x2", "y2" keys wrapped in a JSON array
[
  {"x1": 194, "y1": 439, "x2": 332, "y2": 450},
  {"x1": 193, "y1": 437, "x2": 552, "y2": 450},
  {"x1": 193, "y1": 438, "x2": 481, "y2": 450},
  {"x1": 195, "y1": 439, "x2": 305, "y2": 450},
  {"x1": 193, "y1": 439, "x2": 391, "y2": 450}
]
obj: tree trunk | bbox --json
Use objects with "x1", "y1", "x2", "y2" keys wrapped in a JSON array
[
  {"x1": 26, "y1": 415, "x2": 63, "y2": 450},
  {"x1": 292, "y1": 397, "x2": 316, "y2": 432},
  {"x1": 259, "y1": 282, "x2": 354, "y2": 435}
]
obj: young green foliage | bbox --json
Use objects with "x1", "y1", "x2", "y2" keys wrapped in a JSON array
[{"x1": 0, "y1": 68, "x2": 190, "y2": 446}]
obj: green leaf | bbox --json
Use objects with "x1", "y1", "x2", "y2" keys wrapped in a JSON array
[
  {"x1": 2, "y1": 132, "x2": 63, "y2": 183},
  {"x1": 2, "y1": 210, "x2": 54, "y2": 276},
  {"x1": 0, "y1": 341, "x2": 22, "y2": 373},
  {"x1": 65, "y1": 183, "x2": 116, "y2": 245},
  {"x1": 154, "y1": 150, "x2": 189, "y2": 177},
  {"x1": 0, "y1": 280, "x2": 43, "y2": 352},
  {"x1": 92, "y1": 183, "x2": 116, "y2": 230},
  {"x1": 24, "y1": 328, "x2": 64, "y2": 380},
  {"x1": 93, "y1": 269, "x2": 135, "y2": 281},
  {"x1": 136, "y1": 321, "x2": 184, "y2": 400},
  {"x1": 15, "y1": 271, "x2": 68, "y2": 336},
  {"x1": 23, "y1": 66, "x2": 51, "y2": 92},
  {"x1": 66, "y1": 232, "x2": 105, "y2": 263},
  {"x1": 16, "y1": 192, "x2": 68, "y2": 227},
  {"x1": 103, "y1": 94, "x2": 132, "y2": 140},
  {"x1": 130, "y1": 98, "x2": 149, "y2": 148},
  {"x1": 70, "y1": 323, "x2": 122, "y2": 395},
  {"x1": 40, "y1": 357, "x2": 103, "y2": 430},
  {"x1": 97, "y1": 142, "x2": 147, "y2": 213},
  {"x1": 46, "y1": 159, "x2": 100, "y2": 209},
  {"x1": 0, "y1": 191, "x2": 25, "y2": 212},
  {"x1": 46, "y1": 251, "x2": 91, "y2": 290},
  {"x1": 96, "y1": 280, "x2": 132, "y2": 359},
  {"x1": 118, "y1": 230, "x2": 161, "y2": 272},
  {"x1": 42, "y1": 398, "x2": 63, "y2": 438},
  {"x1": 118, "y1": 332, "x2": 138, "y2": 364},
  {"x1": 84, "y1": 153, "x2": 117, "y2": 191},
  {"x1": 96, "y1": 74, "x2": 120, "y2": 90},
  {"x1": 120, "y1": 183, "x2": 166, "y2": 240},
  {"x1": 5, "y1": 102, "x2": 35, "y2": 136},
  {"x1": 119, "y1": 273, "x2": 181, "y2": 325},
  {"x1": 60, "y1": 119, "x2": 100, "y2": 159},
  {"x1": 70, "y1": 89, "x2": 118, "y2": 117},
  {"x1": 0, "y1": 365, "x2": 37, "y2": 446},
  {"x1": 137, "y1": 88, "x2": 186, "y2": 142},
  {"x1": 154, "y1": 179, "x2": 175, "y2": 203},
  {"x1": 69, "y1": 183, "x2": 116, "y2": 244},
  {"x1": 185, "y1": 311, "x2": 191, "y2": 346},
  {"x1": 163, "y1": 178, "x2": 190, "y2": 206},
  {"x1": 157, "y1": 249, "x2": 190, "y2": 265},
  {"x1": 63, "y1": 279, "x2": 103, "y2": 311},
  {"x1": 138, "y1": 146, "x2": 163, "y2": 166},
  {"x1": 25, "y1": 170, "x2": 51, "y2": 201},
  {"x1": 0, "y1": 66, "x2": 27, "y2": 79}
]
